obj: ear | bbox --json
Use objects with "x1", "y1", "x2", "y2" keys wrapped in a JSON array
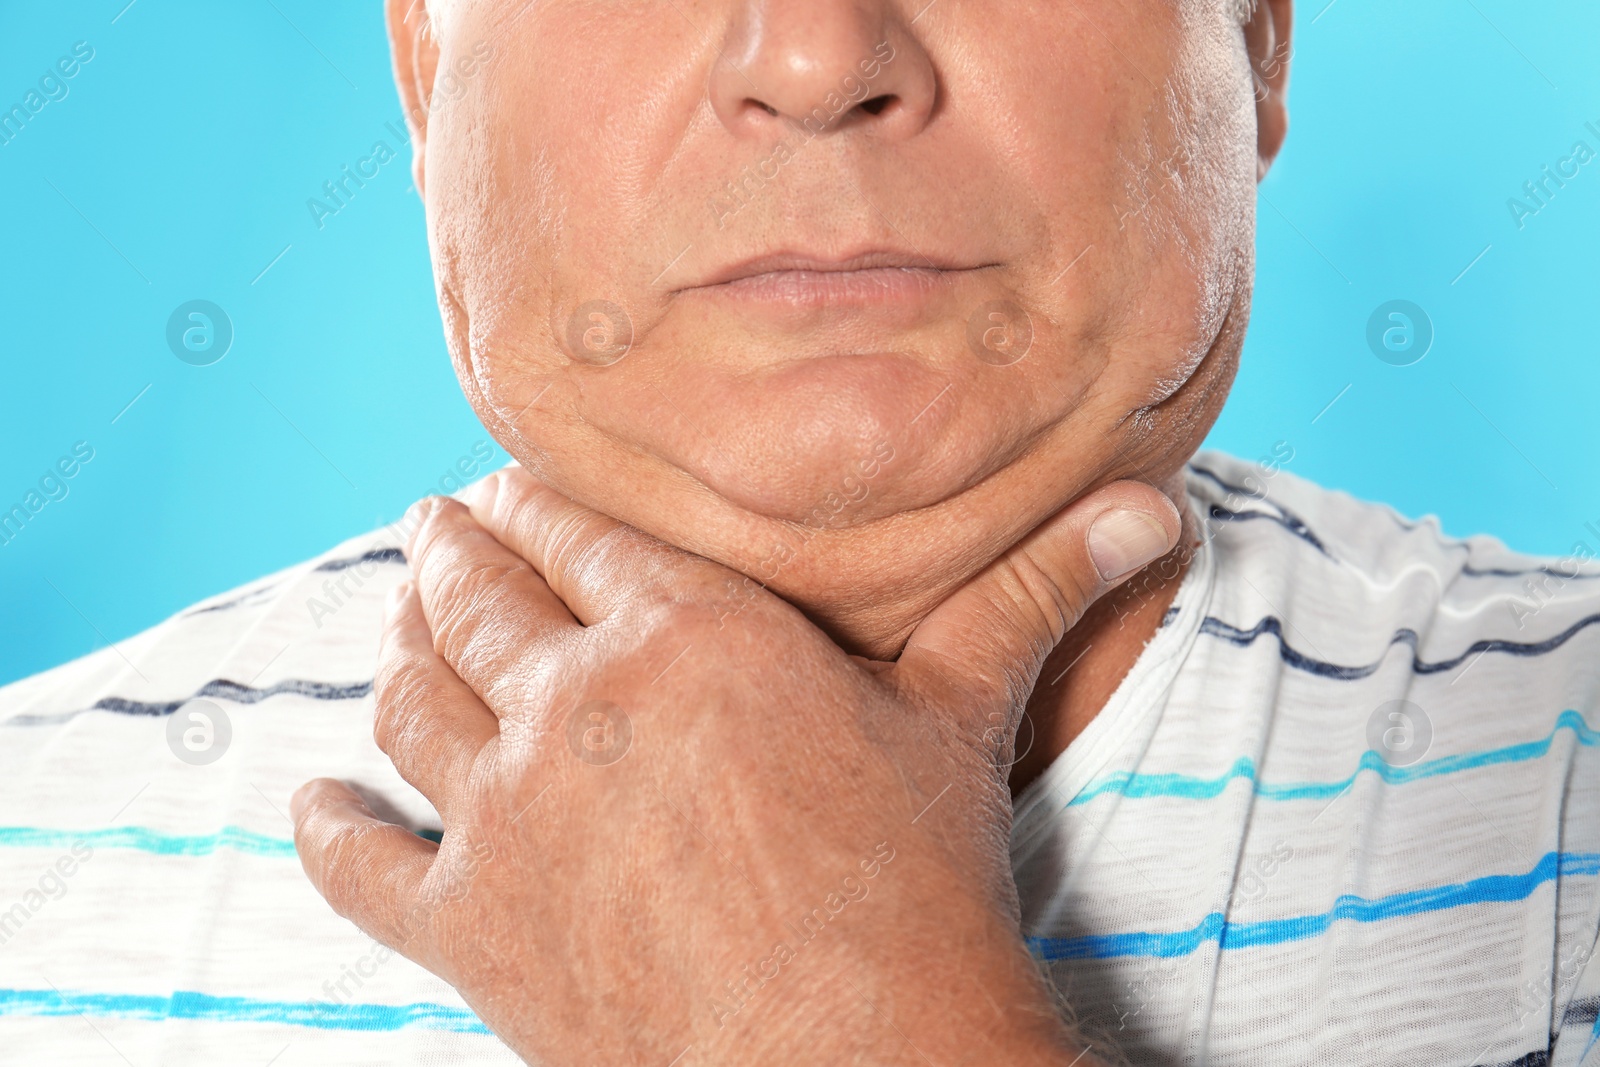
[
  {"x1": 386, "y1": 0, "x2": 441, "y2": 197},
  {"x1": 1243, "y1": 0, "x2": 1293, "y2": 181}
]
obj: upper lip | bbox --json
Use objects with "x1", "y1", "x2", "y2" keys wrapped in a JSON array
[{"x1": 685, "y1": 249, "x2": 984, "y2": 290}]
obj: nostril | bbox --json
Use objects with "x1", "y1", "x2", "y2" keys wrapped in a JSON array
[{"x1": 726, "y1": 91, "x2": 908, "y2": 131}]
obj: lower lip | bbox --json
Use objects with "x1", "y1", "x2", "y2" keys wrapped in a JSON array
[{"x1": 685, "y1": 267, "x2": 968, "y2": 308}]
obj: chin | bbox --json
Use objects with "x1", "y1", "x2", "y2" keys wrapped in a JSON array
[{"x1": 571, "y1": 341, "x2": 1055, "y2": 528}]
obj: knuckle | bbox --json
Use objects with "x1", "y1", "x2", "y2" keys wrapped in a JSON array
[
  {"x1": 427, "y1": 558, "x2": 523, "y2": 660},
  {"x1": 629, "y1": 594, "x2": 729, "y2": 660},
  {"x1": 317, "y1": 822, "x2": 391, "y2": 918},
  {"x1": 637, "y1": 593, "x2": 701, "y2": 634},
  {"x1": 1003, "y1": 553, "x2": 1087, "y2": 650},
  {"x1": 546, "y1": 511, "x2": 624, "y2": 584},
  {"x1": 372, "y1": 655, "x2": 433, "y2": 756}
]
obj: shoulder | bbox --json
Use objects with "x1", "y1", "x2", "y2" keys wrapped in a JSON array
[
  {"x1": 1180, "y1": 449, "x2": 1600, "y2": 846},
  {"x1": 1187, "y1": 449, "x2": 1600, "y2": 686},
  {"x1": 1177, "y1": 453, "x2": 1600, "y2": 1050},
  {"x1": 0, "y1": 523, "x2": 406, "y2": 727},
  {"x1": 1191, "y1": 448, "x2": 1600, "y2": 591}
]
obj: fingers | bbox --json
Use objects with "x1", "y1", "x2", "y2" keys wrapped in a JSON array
[
  {"x1": 291, "y1": 778, "x2": 438, "y2": 958},
  {"x1": 373, "y1": 582, "x2": 500, "y2": 816},
  {"x1": 461, "y1": 467, "x2": 699, "y2": 624},
  {"x1": 897, "y1": 480, "x2": 1181, "y2": 714},
  {"x1": 406, "y1": 495, "x2": 580, "y2": 707}
]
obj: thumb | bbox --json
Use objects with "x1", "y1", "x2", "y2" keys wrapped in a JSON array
[{"x1": 896, "y1": 480, "x2": 1182, "y2": 716}]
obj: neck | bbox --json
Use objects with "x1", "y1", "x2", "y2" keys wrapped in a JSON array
[{"x1": 1007, "y1": 493, "x2": 1199, "y2": 798}]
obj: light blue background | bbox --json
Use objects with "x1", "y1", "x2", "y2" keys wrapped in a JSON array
[{"x1": 2, "y1": 0, "x2": 1597, "y2": 687}]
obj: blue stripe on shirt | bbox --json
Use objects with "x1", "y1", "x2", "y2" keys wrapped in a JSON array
[
  {"x1": 1027, "y1": 851, "x2": 1600, "y2": 961},
  {"x1": 6, "y1": 859, "x2": 1593, "y2": 1030},
  {"x1": 1199, "y1": 612, "x2": 1600, "y2": 680},
  {"x1": 1, "y1": 714, "x2": 1589, "y2": 859},
  {"x1": 1067, "y1": 709, "x2": 1598, "y2": 807},
  {"x1": 0, "y1": 987, "x2": 490, "y2": 1034},
  {"x1": 0, "y1": 825, "x2": 296, "y2": 858}
]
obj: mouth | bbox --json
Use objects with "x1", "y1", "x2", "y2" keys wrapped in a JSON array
[{"x1": 675, "y1": 250, "x2": 996, "y2": 309}]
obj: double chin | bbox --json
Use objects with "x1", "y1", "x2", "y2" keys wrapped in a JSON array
[{"x1": 578, "y1": 346, "x2": 1057, "y2": 528}]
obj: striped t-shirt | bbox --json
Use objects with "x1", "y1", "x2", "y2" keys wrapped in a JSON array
[{"x1": 1, "y1": 451, "x2": 1597, "y2": 1066}]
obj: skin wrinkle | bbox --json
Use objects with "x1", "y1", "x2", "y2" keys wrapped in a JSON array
[
  {"x1": 303, "y1": 426, "x2": 1198, "y2": 1063},
  {"x1": 444, "y1": 15, "x2": 1113, "y2": 521},
  {"x1": 360, "y1": 1, "x2": 1291, "y2": 955}
]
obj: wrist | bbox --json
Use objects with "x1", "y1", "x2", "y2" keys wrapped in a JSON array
[{"x1": 689, "y1": 891, "x2": 1093, "y2": 1067}]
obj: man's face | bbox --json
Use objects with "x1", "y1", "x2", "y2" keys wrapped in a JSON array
[{"x1": 392, "y1": 0, "x2": 1289, "y2": 655}]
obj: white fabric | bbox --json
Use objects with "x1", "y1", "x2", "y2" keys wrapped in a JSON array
[{"x1": 1013, "y1": 455, "x2": 1600, "y2": 1067}]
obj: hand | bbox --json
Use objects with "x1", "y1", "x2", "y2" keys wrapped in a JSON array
[{"x1": 291, "y1": 467, "x2": 1179, "y2": 1066}]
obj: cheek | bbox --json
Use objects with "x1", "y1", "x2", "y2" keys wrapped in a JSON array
[
  {"x1": 1040, "y1": 70, "x2": 1255, "y2": 410},
  {"x1": 426, "y1": 86, "x2": 584, "y2": 431},
  {"x1": 952, "y1": 5, "x2": 1252, "y2": 414},
  {"x1": 1132, "y1": 131, "x2": 1256, "y2": 406},
  {"x1": 1119, "y1": 189, "x2": 1252, "y2": 407},
  {"x1": 429, "y1": 13, "x2": 707, "y2": 416}
]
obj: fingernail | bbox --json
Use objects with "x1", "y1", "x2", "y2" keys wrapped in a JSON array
[
  {"x1": 289, "y1": 782, "x2": 315, "y2": 822},
  {"x1": 1088, "y1": 508, "x2": 1173, "y2": 582},
  {"x1": 464, "y1": 470, "x2": 502, "y2": 510},
  {"x1": 402, "y1": 498, "x2": 440, "y2": 555},
  {"x1": 404, "y1": 496, "x2": 439, "y2": 533},
  {"x1": 384, "y1": 581, "x2": 410, "y2": 620}
]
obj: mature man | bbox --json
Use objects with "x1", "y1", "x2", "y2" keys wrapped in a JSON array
[{"x1": 3, "y1": 0, "x2": 1597, "y2": 1064}]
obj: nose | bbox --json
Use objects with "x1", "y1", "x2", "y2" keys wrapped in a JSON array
[{"x1": 709, "y1": 0, "x2": 936, "y2": 142}]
